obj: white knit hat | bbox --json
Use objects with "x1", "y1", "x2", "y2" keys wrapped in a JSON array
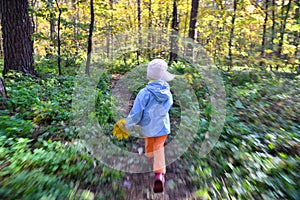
[{"x1": 146, "y1": 59, "x2": 175, "y2": 82}]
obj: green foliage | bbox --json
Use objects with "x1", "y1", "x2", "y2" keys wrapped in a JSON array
[
  {"x1": 0, "y1": 71, "x2": 125, "y2": 199},
  {"x1": 107, "y1": 54, "x2": 145, "y2": 74},
  {"x1": 3, "y1": 73, "x2": 76, "y2": 140},
  {"x1": 34, "y1": 55, "x2": 85, "y2": 75},
  {"x1": 0, "y1": 137, "x2": 74, "y2": 199},
  {"x1": 0, "y1": 110, "x2": 34, "y2": 138},
  {"x1": 0, "y1": 135, "x2": 124, "y2": 199},
  {"x1": 187, "y1": 70, "x2": 300, "y2": 199},
  {"x1": 1, "y1": 59, "x2": 299, "y2": 199},
  {"x1": 0, "y1": 169, "x2": 71, "y2": 200}
]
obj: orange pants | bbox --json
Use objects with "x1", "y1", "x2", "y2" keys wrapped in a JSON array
[{"x1": 145, "y1": 135, "x2": 167, "y2": 174}]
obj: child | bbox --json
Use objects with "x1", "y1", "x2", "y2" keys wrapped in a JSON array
[{"x1": 124, "y1": 59, "x2": 175, "y2": 193}]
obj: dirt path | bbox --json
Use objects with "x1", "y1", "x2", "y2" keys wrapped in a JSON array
[
  {"x1": 123, "y1": 148, "x2": 197, "y2": 200},
  {"x1": 111, "y1": 75, "x2": 197, "y2": 200}
]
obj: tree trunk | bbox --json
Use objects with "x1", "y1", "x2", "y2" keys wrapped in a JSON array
[
  {"x1": 0, "y1": 77, "x2": 6, "y2": 108},
  {"x1": 295, "y1": 0, "x2": 300, "y2": 74},
  {"x1": 294, "y1": 1, "x2": 300, "y2": 56},
  {"x1": 271, "y1": 0, "x2": 276, "y2": 48},
  {"x1": 1, "y1": 0, "x2": 35, "y2": 75},
  {"x1": 54, "y1": 0, "x2": 62, "y2": 75},
  {"x1": 48, "y1": 0, "x2": 56, "y2": 48},
  {"x1": 187, "y1": 0, "x2": 199, "y2": 60},
  {"x1": 30, "y1": 0, "x2": 36, "y2": 37},
  {"x1": 184, "y1": 0, "x2": 189, "y2": 37},
  {"x1": 0, "y1": 3, "x2": 2, "y2": 57},
  {"x1": 72, "y1": 0, "x2": 79, "y2": 54},
  {"x1": 278, "y1": 0, "x2": 292, "y2": 57},
  {"x1": 86, "y1": 0, "x2": 94, "y2": 75},
  {"x1": 105, "y1": 0, "x2": 113, "y2": 58},
  {"x1": 169, "y1": 0, "x2": 179, "y2": 63},
  {"x1": 188, "y1": 0, "x2": 200, "y2": 40},
  {"x1": 228, "y1": 0, "x2": 238, "y2": 67},
  {"x1": 0, "y1": 77, "x2": 6, "y2": 97},
  {"x1": 261, "y1": 0, "x2": 269, "y2": 56},
  {"x1": 137, "y1": 0, "x2": 142, "y2": 64},
  {"x1": 147, "y1": 0, "x2": 152, "y2": 59}
]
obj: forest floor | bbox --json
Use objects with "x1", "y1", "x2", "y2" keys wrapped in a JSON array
[
  {"x1": 111, "y1": 75, "x2": 197, "y2": 200},
  {"x1": 123, "y1": 151, "x2": 196, "y2": 200},
  {"x1": 1, "y1": 70, "x2": 299, "y2": 199}
]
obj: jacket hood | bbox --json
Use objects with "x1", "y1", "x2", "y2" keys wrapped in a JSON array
[{"x1": 146, "y1": 81, "x2": 171, "y2": 102}]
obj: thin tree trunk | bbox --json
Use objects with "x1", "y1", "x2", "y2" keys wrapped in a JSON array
[
  {"x1": 187, "y1": 0, "x2": 199, "y2": 60},
  {"x1": 294, "y1": 0, "x2": 300, "y2": 56},
  {"x1": 228, "y1": 0, "x2": 238, "y2": 67},
  {"x1": 271, "y1": 0, "x2": 276, "y2": 48},
  {"x1": 295, "y1": 0, "x2": 300, "y2": 74},
  {"x1": 72, "y1": 0, "x2": 79, "y2": 54},
  {"x1": 158, "y1": 1, "x2": 163, "y2": 57},
  {"x1": 188, "y1": 0, "x2": 200, "y2": 40},
  {"x1": 278, "y1": 0, "x2": 292, "y2": 57},
  {"x1": 50, "y1": 21, "x2": 56, "y2": 45},
  {"x1": 147, "y1": 0, "x2": 152, "y2": 59},
  {"x1": 49, "y1": 0, "x2": 56, "y2": 48},
  {"x1": 1, "y1": 0, "x2": 35, "y2": 75},
  {"x1": 106, "y1": 0, "x2": 113, "y2": 59},
  {"x1": 0, "y1": 77, "x2": 7, "y2": 108},
  {"x1": 137, "y1": 0, "x2": 142, "y2": 64},
  {"x1": 169, "y1": 0, "x2": 179, "y2": 63},
  {"x1": 0, "y1": 9, "x2": 3, "y2": 58},
  {"x1": 0, "y1": 77, "x2": 7, "y2": 98},
  {"x1": 184, "y1": 0, "x2": 189, "y2": 37},
  {"x1": 86, "y1": 0, "x2": 94, "y2": 75},
  {"x1": 261, "y1": 0, "x2": 269, "y2": 56},
  {"x1": 165, "y1": 6, "x2": 170, "y2": 28},
  {"x1": 55, "y1": 0, "x2": 62, "y2": 75}
]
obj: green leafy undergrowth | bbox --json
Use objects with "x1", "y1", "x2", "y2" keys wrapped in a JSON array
[
  {"x1": 0, "y1": 136, "x2": 125, "y2": 199},
  {"x1": 2, "y1": 72, "x2": 75, "y2": 140},
  {"x1": 0, "y1": 71, "x2": 125, "y2": 199},
  {"x1": 185, "y1": 70, "x2": 300, "y2": 199}
]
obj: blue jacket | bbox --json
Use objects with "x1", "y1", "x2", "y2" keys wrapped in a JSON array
[{"x1": 125, "y1": 80, "x2": 173, "y2": 137}]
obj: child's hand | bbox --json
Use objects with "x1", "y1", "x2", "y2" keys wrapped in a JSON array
[{"x1": 112, "y1": 119, "x2": 130, "y2": 140}]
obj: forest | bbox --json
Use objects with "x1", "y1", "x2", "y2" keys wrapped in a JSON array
[{"x1": 0, "y1": 0, "x2": 299, "y2": 199}]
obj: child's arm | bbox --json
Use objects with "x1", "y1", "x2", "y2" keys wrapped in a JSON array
[{"x1": 125, "y1": 89, "x2": 149, "y2": 130}]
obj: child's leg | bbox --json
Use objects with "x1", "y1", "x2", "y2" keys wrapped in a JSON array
[
  {"x1": 145, "y1": 137, "x2": 154, "y2": 158},
  {"x1": 153, "y1": 135, "x2": 167, "y2": 174}
]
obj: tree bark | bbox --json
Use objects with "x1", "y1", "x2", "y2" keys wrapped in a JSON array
[
  {"x1": 0, "y1": 77, "x2": 6, "y2": 98},
  {"x1": 228, "y1": 0, "x2": 238, "y2": 67},
  {"x1": 0, "y1": 77, "x2": 6, "y2": 108},
  {"x1": 271, "y1": 0, "x2": 276, "y2": 48},
  {"x1": 48, "y1": 1, "x2": 56, "y2": 48},
  {"x1": 106, "y1": 0, "x2": 113, "y2": 59},
  {"x1": 1, "y1": 0, "x2": 35, "y2": 75},
  {"x1": 147, "y1": 0, "x2": 152, "y2": 59},
  {"x1": 184, "y1": 0, "x2": 189, "y2": 37},
  {"x1": 261, "y1": 0, "x2": 269, "y2": 56},
  {"x1": 169, "y1": 0, "x2": 179, "y2": 63},
  {"x1": 278, "y1": 0, "x2": 292, "y2": 57},
  {"x1": 294, "y1": 0, "x2": 300, "y2": 56},
  {"x1": 137, "y1": 0, "x2": 142, "y2": 64},
  {"x1": 188, "y1": 0, "x2": 200, "y2": 40},
  {"x1": 55, "y1": 0, "x2": 62, "y2": 75},
  {"x1": 295, "y1": 0, "x2": 300, "y2": 74},
  {"x1": 72, "y1": 0, "x2": 79, "y2": 54},
  {"x1": 29, "y1": 0, "x2": 36, "y2": 36},
  {"x1": 86, "y1": 0, "x2": 94, "y2": 75}
]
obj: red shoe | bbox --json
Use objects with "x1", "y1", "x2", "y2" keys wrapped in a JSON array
[{"x1": 153, "y1": 173, "x2": 164, "y2": 193}]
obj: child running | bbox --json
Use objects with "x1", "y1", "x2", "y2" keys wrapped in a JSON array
[{"x1": 124, "y1": 58, "x2": 175, "y2": 193}]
